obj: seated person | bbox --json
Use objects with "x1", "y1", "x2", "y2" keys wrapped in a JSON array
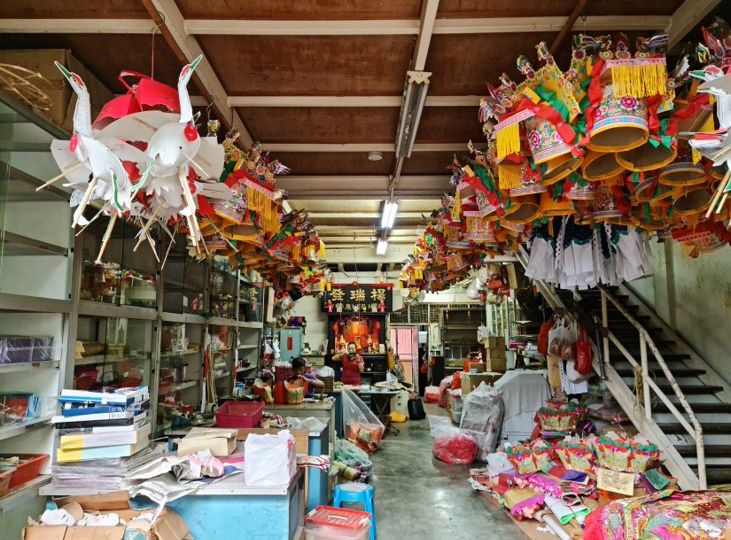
[
  {"x1": 291, "y1": 356, "x2": 325, "y2": 398},
  {"x1": 332, "y1": 341, "x2": 365, "y2": 385}
]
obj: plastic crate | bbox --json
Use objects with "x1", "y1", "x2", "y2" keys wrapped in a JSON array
[
  {"x1": 215, "y1": 401, "x2": 263, "y2": 428},
  {"x1": 0, "y1": 468, "x2": 14, "y2": 497},
  {"x1": 2, "y1": 454, "x2": 48, "y2": 488},
  {"x1": 305, "y1": 506, "x2": 371, "y2": 540}
]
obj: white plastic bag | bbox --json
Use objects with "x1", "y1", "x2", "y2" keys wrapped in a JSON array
[
  {"x1": 460, "y1": 382, "x2": 504, "y2": 461},
  {"x1": 244, "y1": 430, "x2": 296, "y2": 486},
  {"x1": 342, "y1": 388, "x2": 385, "y2": 452},
  {"x1": 390, "y1": 389, "x2": 409, "y2": 416}
]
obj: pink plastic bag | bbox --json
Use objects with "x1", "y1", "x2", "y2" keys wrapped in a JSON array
[{"x1": 433, "y1": 433, "x2": 478, "y2": 464}]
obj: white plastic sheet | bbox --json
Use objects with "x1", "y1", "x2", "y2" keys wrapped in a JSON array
[{"x1": 460, "y1": 382, "x2": 504, "y2": 461}]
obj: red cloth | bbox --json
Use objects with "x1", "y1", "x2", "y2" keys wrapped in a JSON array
[{"x1": 340, "y1": 354, "x2": 363, "y2": 385}]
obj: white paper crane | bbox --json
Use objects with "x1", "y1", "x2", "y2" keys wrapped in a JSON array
[{"x1": 45, "y1": 62, "x2": 135, "y2": 227}]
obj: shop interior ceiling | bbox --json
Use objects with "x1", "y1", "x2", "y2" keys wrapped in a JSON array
[{"x1": 0, "y1": 0, "x2": 721, "y2": 271}]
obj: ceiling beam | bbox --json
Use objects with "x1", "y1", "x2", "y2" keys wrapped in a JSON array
[
  {"x1": 666, "y1": 0, "x2": 721, "y2": 49},
  {"x1": 0, "y1": 18, "x2": 155, "y2": 33},
  {"x1": 309, "y1": 211, "x2": 425, "y2": 219},
  {"x1": 413, "y1": 0, "x2": 440, "y2": 71},
  {"x1": 224, "y1": 95, "x2": 482, "y2": 107},
  {"x1": 140, "y1": 0, "x2": 253, "y2": 147},
  {"x1": 286, "y1": 191, "x2": 445, "y2": 199},
  {"x1": 261, "y1": 143, "x2": 475, "y2": 152},
  {"x1": 0, "y1": 15, "x2": 669, "y2": 36}
]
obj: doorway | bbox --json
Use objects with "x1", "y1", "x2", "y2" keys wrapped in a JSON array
[{"x1": 389, "y1": 326, "x2": 420, "y2": 391}]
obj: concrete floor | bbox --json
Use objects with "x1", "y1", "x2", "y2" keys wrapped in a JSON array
[{"x1": 370, "y1": 408, "x2": 528, "y2": 540}]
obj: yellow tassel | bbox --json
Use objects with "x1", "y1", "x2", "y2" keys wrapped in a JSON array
[
  {"x1": 292, "y1": 242, "x2": 301, "y2": 262},
  {"x1": 453, "y1": 190, "x2": 461, "y2": 221},
  {"x1": 234, "y1": 157, "x2": 245, "y2": 171},
  {"x1": 611, "y1": 63, "x2": 667, "y2": 98},
  {"x1": 260, "y1": 203, "x2": 280, "y2": 233},
  {"x1": 318, "y1": 240, "x2": 326, "y2": 258},
  {"x1": 463, "y1": 165, "x2": 475, "y2": 177},
  {"x1": 496, "y1": 122, "x2": 521, "y2": 161},
  {"x1": 498, "y1": 163, "x2": 523, "y2": 191}
]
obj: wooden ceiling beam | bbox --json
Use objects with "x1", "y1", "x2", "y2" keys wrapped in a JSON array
[
  {"x1": 413, "y1": 0, "x2": 440, "y2": 71},
  {"x1": 666, "y1": 0, "x2": 721, "y2": 49},
  {"x1": 3, "y1": 15, "x2": 668, "y2": 36},
  {"x1": 262, "y1": 143, "x2": 476, "y2": 152},
  {"x1": 224, "y1": 95, "x2": 482, "y2": 107},
  {"x1": 140, "y1": 0, "x2": 253, "y2": 147}
]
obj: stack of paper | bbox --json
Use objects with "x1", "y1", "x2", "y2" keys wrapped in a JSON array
[{"x1": 52, "y1": 387, "x2": 151, "y2": 464}]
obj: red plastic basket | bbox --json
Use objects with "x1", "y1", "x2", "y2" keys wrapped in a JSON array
[
  {"x1": 5, "y1": 454, "x2": 48, "y2": 488},
  {"x1": 0, "y1": 468, "x2": 14, "y2": 497},
  {"x1": 215, "y1": 401, "x2": 263, "y2": 428},
  {"x1": 305, "y1": 506, "x2": 371, "y2": 531}
]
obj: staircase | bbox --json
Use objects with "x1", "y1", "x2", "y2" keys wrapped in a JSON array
[
  {"x1": 517, "y1": 247, "x2": 731, "y2": 489},
  {"x1": 551, "y1": 285, "x2": 731, "y2": 489}
]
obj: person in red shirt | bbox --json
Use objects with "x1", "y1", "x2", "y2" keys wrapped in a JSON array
[{"x1": 333, "y1": 341, "x2": 364, "y2": 385}]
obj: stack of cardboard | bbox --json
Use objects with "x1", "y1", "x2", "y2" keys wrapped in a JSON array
[
  {"x1": 49, "y1": 387, "x2": 155, "y2": 491},
  {"x1": 461, "y1": 371, "x2": 504, "y2": 397},
  {"x1": 483, "y1": 336, "x2": 507, "y2": 372}
]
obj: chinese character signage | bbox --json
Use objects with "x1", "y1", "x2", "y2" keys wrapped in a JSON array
[{"x1": 321, "y1": 283, "x2": 393, "y2": 314}]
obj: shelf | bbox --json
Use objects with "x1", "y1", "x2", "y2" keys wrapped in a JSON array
[
  {"x1": 444, "y1": 325, "x2": 480, "y2": 330},
  {"x1": 208, "y1": 316, "x2": 239, "y2": 327},
  {"x1": 0, "y1": 414, "x2": 53, "y2": 442},
  {"x1": 0, "y1": 360, "x2": 59, "y2": 374},
  {"x1": 236, "y1": 366, "x2": 256, "y2": 373},
  {"x1": 0, "y1": 475, "x2": 51, "y2": 511},
  {"x1": 237, "y1": 345, "x2": 259, "y2": 351},
  {"x1": 75, "y1": 354, "x2": 125, "y2": 366},
  {"x1": 161, "y1": 312, "x2": 207, "y2": 324},
  {"x1": 78, "y1": 300, "x2": 157, "y2": 321},
  {"x1": 215, "y1": 371, "x2": 231, "y2": 379},
  {"x1": 1, "y1": 231, "x2": 68, "y2": 257},
  {"x1": 239, "y1": 321, "x2": 263, "y2": 329},
  {"x1": 0, "y1": 293, "x2": 71, "y2": 313},
  {"x1": 160, "y1": 350, "x2": 200, "y2": 359},
  {"x1": 172, "y1": 381, "x2": 198, "y2": 392}
]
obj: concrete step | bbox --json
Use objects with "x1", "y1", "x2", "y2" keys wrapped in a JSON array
[
  {"x1": 653, "y1": 402, "x2": 731, "y2": 414},
  {"x1": 657, "y1": 422, "x2": 731, "y2": 434},
  {"x1": 615, "y1": 367, "x2": 706, "y2": 378},
  {"x1": 676, "y1": 444, "x2": 731, "y2": 457}
]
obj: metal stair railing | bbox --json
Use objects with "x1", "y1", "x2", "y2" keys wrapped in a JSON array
[
  {"x1": 516, "y1": 247, "x2": 705, "y2": 488},
  {"x1": 595, "y1": 285, "x2": 706, "y2": 489}
]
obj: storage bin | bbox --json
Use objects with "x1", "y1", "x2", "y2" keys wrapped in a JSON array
[
  {"x1": 0, "y1": 454, "x2": 49, "y2": 488},
  {"x1": 214, "y1": 401, "x2": 263, "y2": 428},
  {"x1": 305, "y1": 506, "x2": 371, "y2": 540},
  {"x1": 0, "y1": 468, "x2": 15, "y2": 497}
]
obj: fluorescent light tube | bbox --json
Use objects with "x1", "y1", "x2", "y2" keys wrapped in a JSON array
[
  {"x1": 380, "y1": 200, "x2": 398, "y2": 229},
  {"x1": 376, "y1": 239, "x2": 388, "y2": 256}
]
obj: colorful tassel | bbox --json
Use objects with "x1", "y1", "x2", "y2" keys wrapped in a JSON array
[
  {"x1": 496, "y1": 121, "x2": 521, "y2": 161},
  {"x1": 610, "y1": 61, "x2": 667, "y2": 99},
  {"x1": 498, "y1": 163, "x2": 523, "y2": 191}
]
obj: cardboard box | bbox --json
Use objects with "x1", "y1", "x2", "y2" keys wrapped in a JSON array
[
  {"x1": 237, "y1": 427, "x2": 308, "y2": 455},
  {"x1": 483, "y1": 336, "x2": 505, "y2": 349},
  {"x1": 177, "y1": 427, "x2": 238, "y2": 457},
  {"x1": 23, "y1": 491, "x2": 190, "y2": 540},
  {"x1": 485, "y1": 350, "x2": 507, "y2": 373},
  {"x1": 0, "y1": 49, "x2": 113, "y2": 131},
  {"x1": 461, "y1": 371, "x2": 503, "y2": 397}
]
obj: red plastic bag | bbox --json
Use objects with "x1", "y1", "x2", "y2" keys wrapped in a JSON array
[
  {"x1": 450, "y1": 371, "x2": 461, "y2": 391},
  {"x1": 537, "y1": 319, "x2": 554, "y2": 356},
  {"x1": 424, "y1": 386, "x2": 440, "y2": 403},
  {"x1": 433, "y1": 433, "x2": 478, "y2": 464},
  {"x1": 575, "y1": 328, "x2": 593, "y2": 375}
]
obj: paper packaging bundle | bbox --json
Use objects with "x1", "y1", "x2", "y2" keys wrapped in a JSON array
[
  {"x1": 505, "y1": 439, "x2": 554, "y2": 474},
  {"x1": 244, "y1": 430, "x2": 297, "y2": 486},
  {"x1": 595, "y1": 431, "x2": 660, "y2": 473},
  {"x1": 555, "y1": 435, "x2": 596, "y2": 473},
  {"x1": 22, "y1": 490, "x2": 191, "y2": 540},
  {"x1": 536, "y1": 399, "x2": 587, "y2": 432},
  {"x1": 177, "y1": 427, "x2": 238, "y2": 457}
]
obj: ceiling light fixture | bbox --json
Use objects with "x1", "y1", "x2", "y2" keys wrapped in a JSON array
[
  {"x1": 376, "y1": 238, "x2": 388, "y2": 256},
  {"x1": 380, "y1": 200, "x2": 399, "y2": 229},
  {"x1": 367, "y1": 151, "x2": 383, "y2": 161},
  {"x1": 395, "y1": 70, "x2": 431, "y2": 159}
]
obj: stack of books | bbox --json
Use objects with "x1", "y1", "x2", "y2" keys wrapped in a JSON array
[{"x1": 50, "y1": 387, "x2": 156, "y2": 490}]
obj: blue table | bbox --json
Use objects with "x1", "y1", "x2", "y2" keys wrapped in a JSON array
[{"x1": 168, "y1": 469, "x2": 305, "y2": 540}]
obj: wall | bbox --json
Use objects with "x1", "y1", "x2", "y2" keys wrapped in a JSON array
[
  {"x1": 627, "y1": 240, "x2": 731, "y2": 384},
  {"x1": 289, "y1": 295, "x2": 328, "y2": 352}
]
